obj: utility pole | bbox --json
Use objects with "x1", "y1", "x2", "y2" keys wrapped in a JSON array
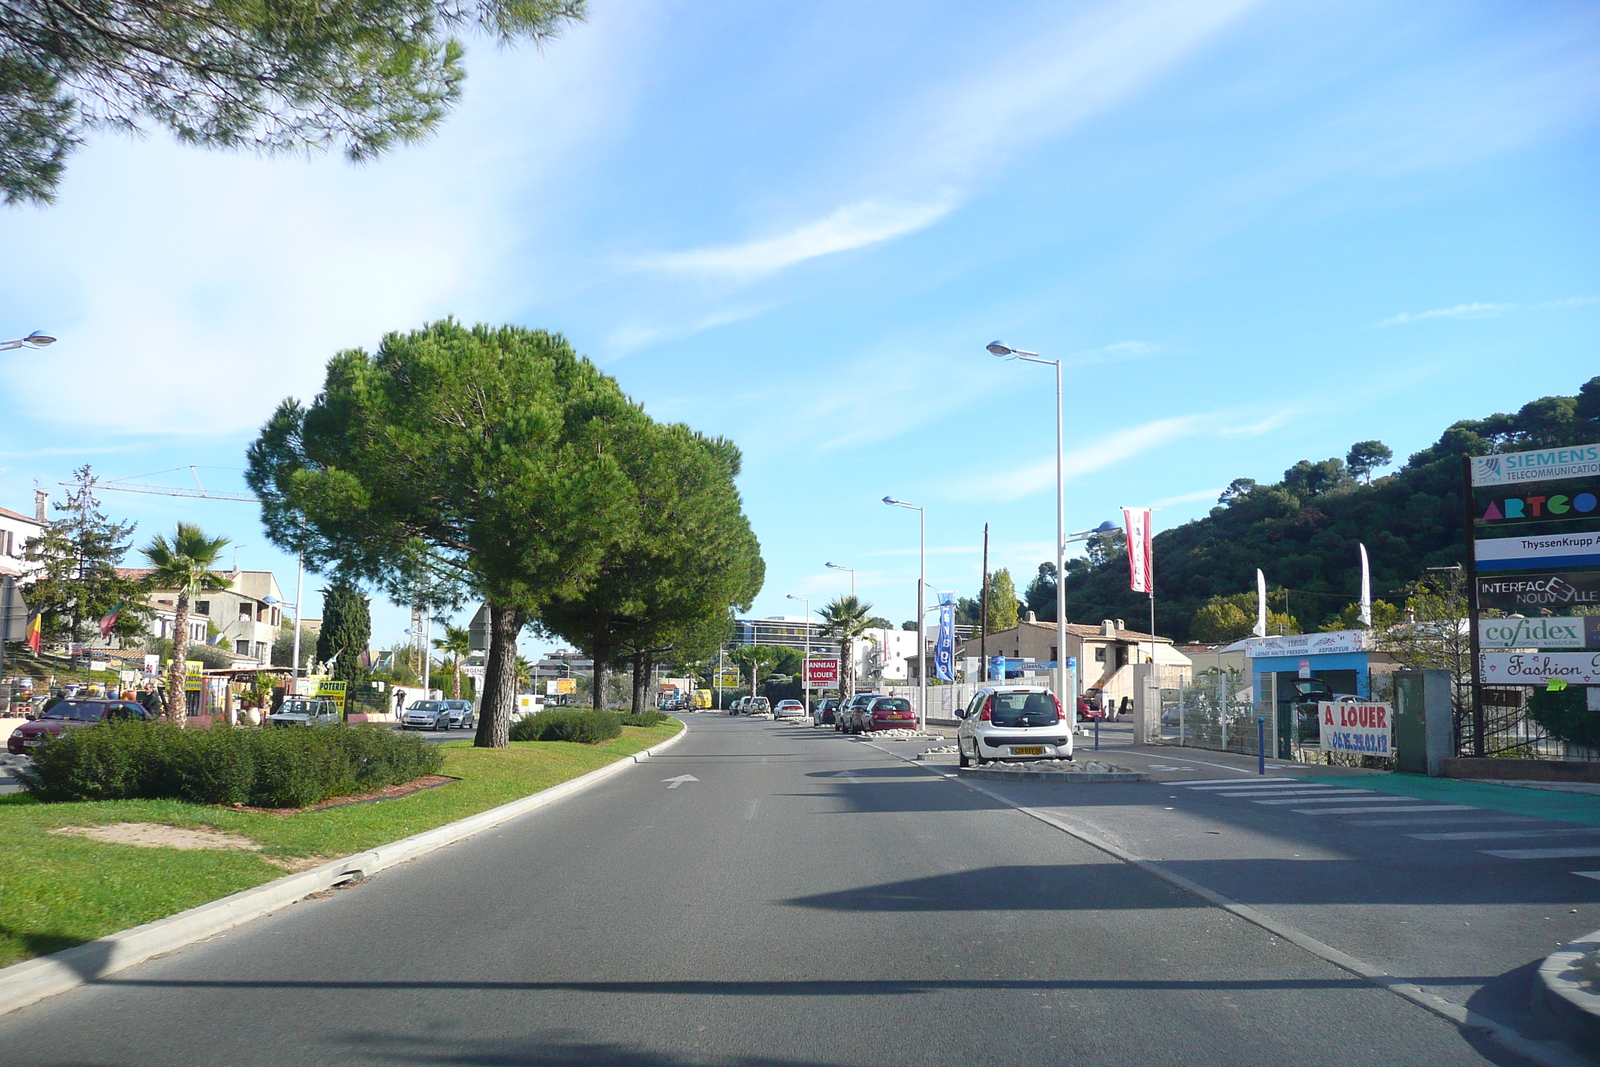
[{"x1": 980, "y1": 523, "x2": 989, "y2": 682}]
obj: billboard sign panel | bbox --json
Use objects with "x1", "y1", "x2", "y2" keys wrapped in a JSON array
[
  {"x1": 1245, "y1": 630, "x2": 1374, "y2": 658},
  {"x1": 1472, "y1": 445, "x2": 1600, "y2": 487},
  {"x1": 1474, "y1": 531, "x2": 1600, "y2": 573},
  {"x1": 804, "y1": 658, "x2": 840, "y2": 690},
  {"x1": 1480, "y1": 652, "x2": 1600, "y2": 686},
  {"x1": 1318, "y1": 702, "x2": 1392, "y2": 756},
  {"x1": 1476, "y1": 571, "x2": 1600, "y2": 611},
  {"x1": 1478, "y1": 616, "x2": 1599, "y2": 650}
]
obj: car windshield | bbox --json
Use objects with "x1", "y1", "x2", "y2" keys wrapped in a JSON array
[
  {"x1": 988, "y1": 692, "x2": 1059, "y2": 727},
  {"x1": 874, "y1": 699, "x2": 911, "y2": 713},
  {"x1": 409, "y1": 701, "x2": 444, "y2": 711},
  {"x1": 42, "y1": 701, "x2": 107, "y2": 721},
  {"x1": 279, "y1": 700, "x2": 318, "y2": 714}
]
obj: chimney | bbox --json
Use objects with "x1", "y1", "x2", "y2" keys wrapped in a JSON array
[
  {"x1": 1101, "y1": 619, "x2": 1116, "y2": 637},
  {"x1": 1115, "y1": 619, "x2": 1125, "y2": 632},
  {"x1": 1025, "y1": 611, "x2": 1037, "y2": 624},
  {"x1": 33, "y1": 489, "x2": 47, "y2": 523}
]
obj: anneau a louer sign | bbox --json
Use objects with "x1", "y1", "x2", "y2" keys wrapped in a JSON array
[
  {"x1": 1472, "y1": 445, "x2": 1600, "y2": 487},
  {"x1": 1478, "y1": 616, "x2": 1599, "y2": 650},
  {"x1": 1479, "y1": 652, "x2": 1600, "y2": 685}
]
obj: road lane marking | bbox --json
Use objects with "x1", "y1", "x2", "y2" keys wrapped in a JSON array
[
  {"x1": 744, "y1": 800, "x2": 759, "y2": 821},
  {"x1": 866, "y1": 744, "x2": 1589, "y2": 1067},
  {"x1": 1482, "y1": 846, "x2": 1600, "y2": 860},
  {"x1": 1220, "y1": 789, "x2": 1373, "y2": 798},
  {"x1": 1253, "y1": 794, "x2": 1401, "y2": 806},
  {"x1": 1409, "y1": 828, "x2": 1600, "y2": 841},
  {"x1": 662, "y1": 775, "x2": 699, "y2": 789},
  {"x1": 1184, "y1": 781, "x2": 1304, "y2": 790},
  {"x1": 1350, "y1": 815, "x2": 1536, "y2": 826},
  {"x1": 1295, "y1": 804, "x2": 1478, "y2": 815}
]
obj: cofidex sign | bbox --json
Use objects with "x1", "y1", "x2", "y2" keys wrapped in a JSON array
[{"x1": 1477, "y1": 616, "x2": 1600, "y2": 650}]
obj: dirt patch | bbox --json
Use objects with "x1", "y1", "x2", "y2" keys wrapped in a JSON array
[
  {"x1": 228, "y1": 774, "x2": 458, "y2": 817},
  {"x1": 52, "y1": 822, "x2": 261, "y2": 851},
  {"x1": 264, "y1": 854, "x2": 338, "y2": 873}
]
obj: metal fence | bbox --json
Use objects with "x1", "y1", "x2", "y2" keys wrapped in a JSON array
[{"x1": 1157, "y1": 672, "x2": 1276, "y2": 757}]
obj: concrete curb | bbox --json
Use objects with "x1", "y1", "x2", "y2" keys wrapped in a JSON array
[
  {"x1": 1537, "y1": 929, "x2": 1600, "y2": 1058},
  {"x1": 957, "y1": 764, "x2": 1146, "y2": 784},
  {"x1": 0, "y1": 720, "x2": 688, "y2": 1018}
]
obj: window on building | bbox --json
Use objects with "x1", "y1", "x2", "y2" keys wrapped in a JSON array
[
  {"x1": 1, "y1": 530, "x2": 11, "y2": 556},
  {"x1": 1115, "y1": 645, "x2": 1128, "y2": 669},
  {"x1": 236, "y1": 639, "x2": 250, "y2": 655},
  {"x1": 1094, "y1": 647, "x2": 1106, "y2": 663},
  {"x1": 195, "y1": 601, "x2": 210, "y2": 616}
]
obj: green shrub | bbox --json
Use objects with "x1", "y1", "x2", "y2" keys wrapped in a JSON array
[
  {"x1": 18, "y1": 722, "x2": 443, "y2": 807},
  {"x1": 620, "y1": 710, "x2": 669, "y2": 727},
  {"x1": 508, "y1": 709, "x2": 622, "y2": 744}
]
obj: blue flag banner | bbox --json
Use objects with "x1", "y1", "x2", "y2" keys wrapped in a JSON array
[{"x1": 935, "y1": 593, "x2": 955, "y2": 682}]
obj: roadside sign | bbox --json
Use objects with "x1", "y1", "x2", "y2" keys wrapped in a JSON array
[
  {"x1": 462, "y1": 665, "x2": 486, "y2": 680},
  {"x1": 804, "y1": 658, "x2": 840, "y2": 690},
  {"x1": 1319, "y1": 702, "x2": 1392, "y2": 756},
  {"x1": 1298, "y1": 658, "x2": 1311, "y2": 680},
  {"x1": 555, "y1": 678, "x2": 576, "y2": 695},
  {"x1": 184, "y1": 660, "x2": 204, "y2": 692},
  {"x1": 315, "y1": 679, "x2": 348, "y2": 713}
]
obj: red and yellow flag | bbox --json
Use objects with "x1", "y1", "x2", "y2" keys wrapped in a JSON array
[{"x1": 24, "y1": 612, "x2": 41, "y2": 654}]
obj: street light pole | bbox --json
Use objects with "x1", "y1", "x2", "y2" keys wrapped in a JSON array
[
  {"x1": 987, "y1": 341, "x2": 1067, "y2": 730},
  {"x1": 825, "y1": 562, "x2": 856, "y2": 600},
  {"x1": 0, "y1": 331, "x2": 56, "y2": 351},
  {"x1": 787, "y1": 594, "x2": 810, "y2": 714},
  {"x1": 883, "y1": 497, "x2": 926, "y2": 733}
]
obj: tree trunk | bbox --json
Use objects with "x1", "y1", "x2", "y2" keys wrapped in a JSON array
[
  {"x1": 631, "y1": 650, "x2": 650, "y2": 715},
  {"x1": 473, "y1": 602, "x2": 525, "y2": 748},
  {"x1": 841, "y1": 636, "x2": 855, "y2": 704},
  {"x1": 451, "y1": 654, "x2": 462, "y2": 700},
  {"x1": 167, "y1": 593, "x2": 190, "y2": 722},
  {"x1": 591, "y1": 625, "x2": 612, "y2": 711}
]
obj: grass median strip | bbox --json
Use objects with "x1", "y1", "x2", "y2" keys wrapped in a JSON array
[{"x1": 0, "y1": 720, "x2": 682, "y2": 967}]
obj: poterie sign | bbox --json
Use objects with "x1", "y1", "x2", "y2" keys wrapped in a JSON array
[
  {"x1": 1319, "y1": 702, "x2": 1393, "y2": 756},
  {"x1": 1479, "y1": 652, "x2": 1600, "y2": 685}
]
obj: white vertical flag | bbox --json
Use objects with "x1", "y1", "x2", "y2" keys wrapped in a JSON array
[
  {"x1": 1359, "y1": 544, "x2": 1372, "y2": 627},
  {"x1": 1122, "y1": 507, "x2": 1153, "y2": 594},
  {"x1": 1254, "y1": 569, "x2": 1267, "y2": 637}
]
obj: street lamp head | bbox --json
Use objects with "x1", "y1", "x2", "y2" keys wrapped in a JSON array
[
  {"x1": 986, "y1": 341, "x2": 1014, "y2": 357},
  {"x1": 1092, "y1": 520, "x2": 1117, "y2": 533},
  {"x1": 882, "y1": 496, "x2": 899, "y2": 506},
  {"x1": 24, "y1": 331, "x2": 55, "y2": 347}
]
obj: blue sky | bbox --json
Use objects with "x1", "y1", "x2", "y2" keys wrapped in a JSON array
[{"x1": 1, "y1": 0, "x2": 1597, "y2": 656}]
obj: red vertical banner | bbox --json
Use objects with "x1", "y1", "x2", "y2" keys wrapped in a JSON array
[{"x1": 1123, "y1": 507, "x2": 1152, "y2": 594}]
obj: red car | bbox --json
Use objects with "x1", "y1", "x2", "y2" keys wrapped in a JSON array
[
  {"x1": 1077, "y1": 696, "x2": 1104, "y2": 721},
  {"x1": 7, "y1": 699, "x2": 153, "y2": 754},
  {"x1": 859, "y1": 696, "x2": 916, "y2": 731}
]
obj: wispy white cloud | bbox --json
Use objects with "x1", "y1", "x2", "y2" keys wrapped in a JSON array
[
  {"x1": 973, "y1": 414, "x2": 1216, "y2": 502},
  {"x1": 1151, "y1": 488, "x2": 1225, "y2": 508},
  {"x1": 1375, "y1": 302, "x2": 1514, "y2": 327},
  {"x1": 604, "y1": 305, "x2": 773, "y2": 356},
  {"x1": 626, "y1": 198, "x2": 956, "y2": 279},
  {"x1": 628, "y1": 0, "x2": 1265, "y2": 282},
  {"x1": 1218, "y1": 408, "x2": 1299, "y2": 438}
]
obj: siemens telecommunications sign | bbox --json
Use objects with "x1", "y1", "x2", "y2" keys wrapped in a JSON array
[{"x1": 1472, "y1": 445, "x2": 1600, "y2": 487}]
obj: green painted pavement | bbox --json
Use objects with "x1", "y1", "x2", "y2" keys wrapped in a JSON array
[{"x1": 1284, "y1": 772, "x2": 1600, "y2": 825}]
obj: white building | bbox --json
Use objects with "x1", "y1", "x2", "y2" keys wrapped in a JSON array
[
  {"x1": 116, "y1": 568, "x2": 287, "y2": 666},
  {"x1": 0, "y1": 491, "x2": 47, "y2": 582}
]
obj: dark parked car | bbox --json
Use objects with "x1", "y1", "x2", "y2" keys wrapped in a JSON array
[
  {"x1": 814, "y1": 697, "x2": 841, "y2": 725},
  {"x1": 7, "y1": 699, "x2": 153, "y2": 754},
  {"x1": 836, "y1": 692, "x2": 885, "y2": 734}
]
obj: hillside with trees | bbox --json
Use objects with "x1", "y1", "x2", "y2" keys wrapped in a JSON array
[{"x1": 1050, "y1": 375, "x2": 1600, "y2": 641}]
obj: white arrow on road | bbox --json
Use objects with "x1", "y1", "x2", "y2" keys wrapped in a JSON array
[{"x1": 662, "y1": 775, "x2": 699, "y2": 789}]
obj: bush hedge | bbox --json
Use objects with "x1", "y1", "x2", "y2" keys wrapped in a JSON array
[
  {"x1": 18, "y1": 722, "x2": 444, "y2": 808},
  {"x1": 508, "y1": 708, "x2": 622, "y2": 744},
  {"x1": 620, "y1": 710, "x2": 671, "y2": 728}
]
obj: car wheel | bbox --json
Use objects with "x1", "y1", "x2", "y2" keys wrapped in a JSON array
[
  {"x1": 973, "y1": 744, "x2": 986, "y2": 766},
  {"x1": 958, "y1": 741, "x2": 971, "y2": 768}
]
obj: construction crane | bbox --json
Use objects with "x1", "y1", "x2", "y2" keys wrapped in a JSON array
[{"x1": 60, "y1": 466, "x2": 258, "y2": 503}]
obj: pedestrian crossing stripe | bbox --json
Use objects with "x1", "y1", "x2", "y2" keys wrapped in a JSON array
[{"x1": 1295, "y1": 804, "x2": 1478, "y2": 815}]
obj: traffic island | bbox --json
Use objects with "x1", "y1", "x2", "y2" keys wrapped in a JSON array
[
  {"x1": 958, "y1": 760, "x2": 1146, "y2": 783},
  {"x1": 1537, "y1": 932, "x2": 1600, "y2": 1058}
]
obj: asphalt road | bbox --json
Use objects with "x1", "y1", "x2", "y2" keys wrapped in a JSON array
[{"x1": 0, "y1": 716, "x2": 1550, "y2": 1066}]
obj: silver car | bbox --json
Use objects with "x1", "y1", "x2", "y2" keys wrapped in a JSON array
[
  {"x1": 267, "y1": 698, "x2": 341, "y2": 727},
  {"x1": 402, "y1": 700, "x2": 452, "y2": 730},
  {"x1": 443, "y1": 699, "x2": 475, "y2": 729},
  {"x1": 956, "y1": 686, "x2": 1073, "y2": 766}
]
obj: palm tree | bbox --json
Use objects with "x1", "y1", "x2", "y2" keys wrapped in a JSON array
[
  {"x1": 142, "y1": 523, "x2": 231, "y2": 720},
  {"x1": 818, "y1": 595, "x2": 874, "y2": 704},
  {"x1": 514, "y1": 655, "x2": 533, "y2": 690},
  {"x1": 433, "y1": 623, "x2": 472, "y2": 700}
]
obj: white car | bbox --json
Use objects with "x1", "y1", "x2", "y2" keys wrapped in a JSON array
[
  {"x1": 266, "y1": 697, "x2": 341, "y2": 727},
  {"x1": 773, "y1": 699, "x2": 806, "y2": 720},
  {"x1": 955, "y1": 686, "x2": 1074, "y2": 766}
]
